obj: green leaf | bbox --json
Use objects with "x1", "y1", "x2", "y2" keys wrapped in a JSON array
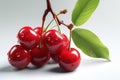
[
  {"x1": 72, "y1": 28, "x2": 110, "y2": 60},
  {"x1": 72, "y1": 0, "x2": 99, "y2": 26}
]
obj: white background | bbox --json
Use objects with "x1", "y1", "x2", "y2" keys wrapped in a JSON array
[{"x1": 0, "y1": 0, "x2": 120, "y2": 80}]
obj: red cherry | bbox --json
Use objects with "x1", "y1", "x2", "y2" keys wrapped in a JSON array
[
  {"x1": 29, "y1": 44, "x2": 50, "y2": 67},
  {"x1": 17, "y1": 26, "x2": 40, "y2": 49},
  {"x1": 8, "y1": 45, "x2": 31, "y2": 69},
  {"x1": 33, "y1": 27, "x2": 43, "y2": 35},
  {"x1": 43, "y1": 29, "x2": 69, "y2": 62},
  {"x1": 58, "y1": 48, "x2": 81, "y2": 72}
]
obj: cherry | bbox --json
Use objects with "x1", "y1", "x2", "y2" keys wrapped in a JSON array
[
  {"x1": 58, "y1": 48, "x2": 81, "y2": 72},
  {"x1": 8, "y1": 45, "x2": 31, "y2": 69},
  {"x1": 29, "y1": 44, "x2": 50, "y2": 67},
  {"x1": 43, "y1": 29, "x2": 69, "y2": 62},
  {"x1": 17, "y1": 26, "x2": 40, "y2": 50},
  {"x1": 33, "y1": 27, "x2": 43, "y2": 35}
]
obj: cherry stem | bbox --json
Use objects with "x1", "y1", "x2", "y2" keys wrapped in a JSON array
[
  {"x1": 45, "y1": 0, "x2": 71, "y2": 31},
  {"x1": 40, "y1": 0, "x2": 74, "y2": 48},
  {"x1": 45, "y1": 13, "x2": 60, "y2": 32},
  {"x1": 54, "y1": 17, "x2": 61, "y2": 32},
  {"x1": 68, "y1": 24, "x2": 73, "y2": 50},
  {"x1": 50, "y1": 25, "x2": 58, "y2": 29},
  {"x1": 44, "y1": 19, "x2": 54, "y2": 31},
  {"x1": 45, "y1": 9, "x2": 67, "y2": 31},
  {"x1": 39, "y1": 11, "x2": 48, "y2": 48},
  {"x1": 46, "y1": 0, "x2": 61, "y2": 32}
]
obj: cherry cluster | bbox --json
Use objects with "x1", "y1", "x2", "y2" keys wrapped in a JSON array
[{"x1": 7, "y1": 0, "x2": 81, "y2": 72}]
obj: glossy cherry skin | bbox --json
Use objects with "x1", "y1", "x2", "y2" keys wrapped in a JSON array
[
  {"x1": 8, "y1": 45, "x2": 31, "y2": 69},
  {"x1": 17, "y1": 26, "x2": 40, "y2": 50},
  {"x1": 33, "y1": 27, "x2": 43, "y2": 35},
  {"x1": 29, "y1": 44, "x2": 50, "y2": 67},
  {"x1": 58, "y1": 48, "x2": 81, "y2": 72},
  {"x1": 43, "y1": 29, "x2": 69, "y2": 62}
]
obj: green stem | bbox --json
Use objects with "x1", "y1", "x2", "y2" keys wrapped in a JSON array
[
  {"x1": 49, "y1": 25, "x2": 57, "y2": 30},
  {"x1": 54, "y1": 18, "x2": 61, "y2": 33},
  {"x1": 45, "y1": 13, "x2": 60, "y2": 31},
  {"x1": 45, "y1": 19, "x2": 54, "y2": 31}
]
